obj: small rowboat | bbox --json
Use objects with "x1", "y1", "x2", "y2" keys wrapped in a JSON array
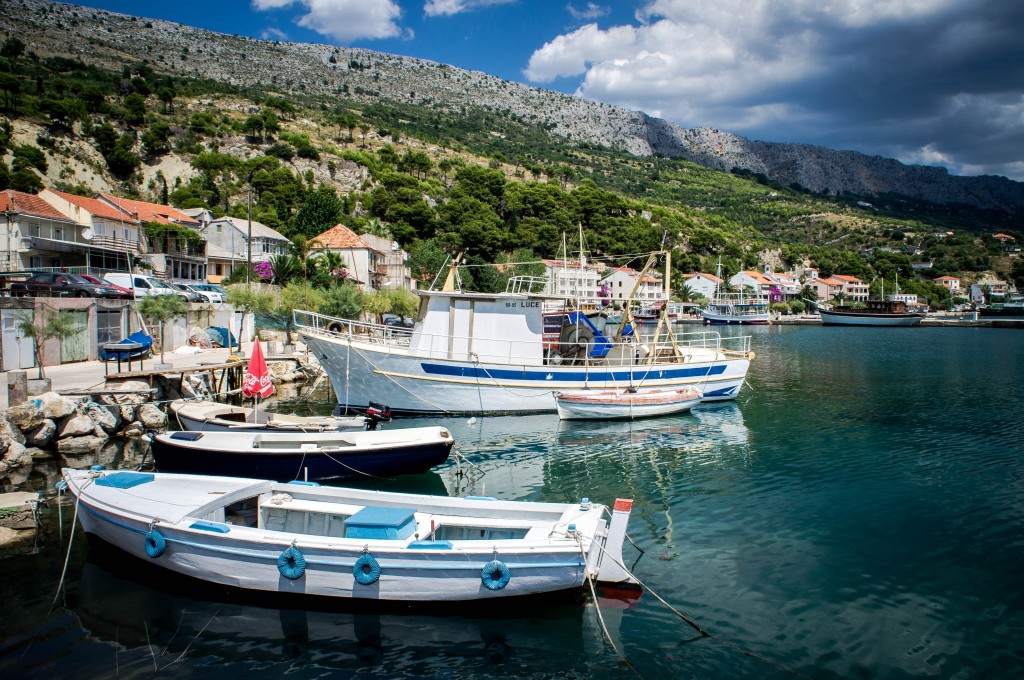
[
  {"x1": 59, "y1": 468, "x2": 638, "y2": 602},
  {"x1": 150, "y1": 426, "x2": 454, "y2": 482},
  {"x1": 169, "y1": 399, "x2": 382, "y2": 433},
  {"x1": 554, "y1": 387, "x2": 703, "y2": 420}
]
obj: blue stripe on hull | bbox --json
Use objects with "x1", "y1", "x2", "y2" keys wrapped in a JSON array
[{"x1": 420, "y1": 363, "x2": 727, "y2": 381}]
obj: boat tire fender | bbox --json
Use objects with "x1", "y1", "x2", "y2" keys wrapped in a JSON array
[
  {"x1": 144, "y1": 530, "x2": 166, "y2": 558},
  {"x1": 481, "y1": 559, "x2": 511, "y2": 590},
  {"x1": 354, "y1": 553, "x2": 381, "y2": 585},
  {"x1": 278, "y1": 545, "x2": 306, "y2": 580}
]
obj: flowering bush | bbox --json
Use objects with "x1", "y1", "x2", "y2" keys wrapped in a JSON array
[{"x1": 254, "y1": 260, "x2": 274, "y2": 281}]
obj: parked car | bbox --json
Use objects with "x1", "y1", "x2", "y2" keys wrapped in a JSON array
[
  {"x1": 80, "y1": 274, "x2": 133, "y2": 299},
  {"x1": 8, "y1": 272, "x2": 128, "y2": 299},
  {"x1": 103, "y1": 272, "x2": 180, "y2": 298},
  {"x1": 169, "y1": 282, "x2": 205, "y2": 303},
  {"x1": 191, "y1": 283, "x2": 225, "y2": 303}
]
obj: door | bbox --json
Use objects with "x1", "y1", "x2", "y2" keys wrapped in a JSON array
[
  {"x1": 1, "y1": 309, "x2": 36, "y2": 370},
  {"x1": 60, "y1": 310, "x2": 89, "y2": 363},
  {"x1": 96, "y1": 309, "x2": 124, "y2": 348}
]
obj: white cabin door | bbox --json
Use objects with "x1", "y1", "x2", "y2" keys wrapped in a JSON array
[
  {"x1": 1, "y1": 309, "x2": 36, "y2": 370},
  {"x1": 449, "y1": 299, "x2": 473, "y2": 360}
]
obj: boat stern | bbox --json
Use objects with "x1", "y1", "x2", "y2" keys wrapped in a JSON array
[{"x1": 594, "y1": 498, "x2": 639, "y2": 586}]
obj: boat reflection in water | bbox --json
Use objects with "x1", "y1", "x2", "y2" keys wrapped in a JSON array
[{"x1": 68, "y1": 545, "x2": 634, "y2": 676}]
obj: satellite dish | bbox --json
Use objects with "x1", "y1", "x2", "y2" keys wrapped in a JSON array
[{"x1": 81, "y1": 228, "x2": 94, "y2": 240}]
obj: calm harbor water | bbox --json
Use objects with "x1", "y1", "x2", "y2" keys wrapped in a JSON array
[{"x1": 2, "y1": 325, "x2": 1023, "y2": 678}]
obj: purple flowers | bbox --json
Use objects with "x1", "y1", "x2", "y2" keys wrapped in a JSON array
[{"x1": 254, "y1": 260, "x2": 274, "y2": 281}]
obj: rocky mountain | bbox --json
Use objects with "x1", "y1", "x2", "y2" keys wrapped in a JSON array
[{"x1": 5, "y1": 0, "x2": 1024, "y2": 214}]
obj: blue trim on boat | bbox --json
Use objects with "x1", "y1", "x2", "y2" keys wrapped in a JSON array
[
  {"x1": 420, "y1": 363, "x2": 727, "y2": 381},
  {"x1": 189, "y1": 520, "x2": 231, "y2": 533},
  {"x1": 95, "y1": 472, "x2": 155, "y2": 489}
]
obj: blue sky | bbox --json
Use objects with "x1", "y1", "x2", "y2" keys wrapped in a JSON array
[{"x1": 67, "y1": 1, "x2": 1024, "y2": 182}]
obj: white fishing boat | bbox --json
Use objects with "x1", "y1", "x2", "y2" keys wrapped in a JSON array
[
  {"x1": 700, "y1": 260, "x2": 771, "y2": 325},
  {"x1": 169, "y1": 399, "x2": 380, "y2": 433},
  {"x1": 554, "y1": 387, "x2": 703, "y2": 420},
  {"x1": 295, "y1": 251, "x2": 754, "y2": 415},
  {"x1": 59, "y1": 467, "x2": 638, "y2": 602}
]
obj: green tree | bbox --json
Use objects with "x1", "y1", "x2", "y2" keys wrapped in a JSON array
[
  {"x1": 293, "y1": 188, "x2": 342, "y2": 238},
  {"x1": 277, "y1": 281, "x2": 325, "y2": 343},
  {"x1": 138, "y1": 294, "x2": 188, "y2": 365},
  {"x1": 0, "y1": 37, "x2": 25, "y2": 60},
  {"x1": 225, "y1": 283, "x2": 278, "y2": 353},
  {"x1": 123, "y1": 92, "x2": 147, "y2": 125},
  {"x1": 16, "y1": 307, "x2": 78, "y2": 379},
  {"x1": 320, "y1": 282, "x2": 363, "y2": 319}
]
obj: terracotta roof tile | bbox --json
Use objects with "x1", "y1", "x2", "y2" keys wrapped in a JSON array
[
  {"x1": 45, "y1": 189, "x2": 141, "y2": 223},
  {"x1": 97, "y1": 194, "x2": 199, "y2": 226},
  {"x1": 0, "y1": 190, "x2": 76, "y2": 221},
  {"x1": 312, "y1": 223, "x2": 373, "y2": 250}
]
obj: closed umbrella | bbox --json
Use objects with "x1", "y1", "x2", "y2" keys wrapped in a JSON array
[{"x1": 242, "y1": 340, "x2": 275, "y2": 421}]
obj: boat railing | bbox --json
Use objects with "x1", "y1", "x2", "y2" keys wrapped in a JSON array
[
  {"x1": 505, "y1": 276, "x2": 548, "y2": 295},
  {"x1": 293, "y1": 310, "x2": 413, "y2": 347},
  {"x1": 296, "y1": 310, "x2": 752, "y2": 364}
]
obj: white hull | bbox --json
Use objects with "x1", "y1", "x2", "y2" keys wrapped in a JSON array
[
  {"x1": 555, "y1": 388, "x2": 702, "y2": 420},
  {"x1": 819, "y1": 310, "x2": 924, "y2": 326},
  {"x1": 63, "y1": 468, "x2": 637, "y2": 602},
  {"x1": 302, "y1": 331, "x2": 749, "y2": 415}
]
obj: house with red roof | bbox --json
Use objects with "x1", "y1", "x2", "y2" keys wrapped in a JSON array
[
  {"x1": 0, "y1": 189, "x2": 81, "y2": 273},
  {"x1": 682, "y1": 272, "x2": 721, "y2": 300},
  {"x1": 312, "y1": 224, "x2": 386, "y2": 291},
  {"x1": 600, "y1": 265, "x2": 663, "y2": 302},
  {"x1": 95, "y1": 194, "x2": 207, "y2": 284},
  {"x1": 39, "y1": 189, "x2": 145, "y2": 273},
  {"x1": 934, "y1": 275, "x2": 961, "y2": 291}
]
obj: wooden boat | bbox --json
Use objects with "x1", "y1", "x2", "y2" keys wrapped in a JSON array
[
  {"x1": 149, "y1": 426, "x2": 454, "y2": 482},
  {"x1": 169, "y1": 399, "x2": 381, "y2": 433},
  {"x1": 554, "y1": 387, "x2": 703, "y2": 420},
  {"x1": 817, "y1": 299, "x2": 925, "y2": 326},
  {"x1": 59, "y1": 467, "x2": 638, "y2": 602}
]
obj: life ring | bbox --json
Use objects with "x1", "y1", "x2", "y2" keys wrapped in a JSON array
[
  {"x1": 144, "y1": 530, "x2": 166, "y2": 558},
  {"x1": 353, "y1": 553, "x2": 381, "y2": 585},
  {"x1": 481, "y1": 559, "x2": 511, "y2": 591},
  {"x1": 278, "y1": 545, "x2": 306, "y2": 580}
]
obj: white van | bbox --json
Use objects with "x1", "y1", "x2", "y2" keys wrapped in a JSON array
[{"x1": 103, "y1": 272, "x2": 181, "y2": 298}]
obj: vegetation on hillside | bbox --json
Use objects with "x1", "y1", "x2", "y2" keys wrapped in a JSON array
[{"x1": 0, "y1": 35, "x2": 1021, "y2": 309}]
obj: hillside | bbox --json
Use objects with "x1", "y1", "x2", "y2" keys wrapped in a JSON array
[{"x1": 4, "y1": 0, "x2": 1024, "y2": 214}]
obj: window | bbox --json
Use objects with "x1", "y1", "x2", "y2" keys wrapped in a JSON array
[
  {"x1": 55, "y1": 225, "x2": 64, "y2": 240},
  {"x1": 134, "y1": 277, "x2": 150, "y2": 289},
  {"x1": 97, "y1": 310, "x2": 123, "y2": 347},
  {"x1": 216, "y1": 263, "x2": 223, "y2": 275},
  {"x1": 29, "y1": 222, "x2": 40, "y2": 237}
]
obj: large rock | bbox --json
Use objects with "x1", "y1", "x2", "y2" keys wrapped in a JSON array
[
  {"x1": 58, "y1": 412, "x2": 98, "y2": 439},
  {"x1": 30, "y1": 391, "x2": 78, "y2": 420},
  {"x1": 86, "y1": 404, "x2": 121, "y2": 435},
  {"x1": 121, "y1": 421, "x2": 145, "y2": 438},
  {"x1": 0, "y1": 525, "x2": 35, "y2": 550},
  {"x1": 5, "y1": 402, "x2": 45, "y2": 432},
  {"x1": 25, "y1": 419, "x2": 56, "y2": 448},
  {"x1": 136, "y1": 403, "x2": 167, "y2": 430},
  {"x1": 0, "y1": 412, "x2": 26, "y2": 446},
  {"x1": 0, "y1": 441, "x2": 33, "y2": 487},
  {"x1": 57, "y1": 434, "x2": 109, "y2": 456}
]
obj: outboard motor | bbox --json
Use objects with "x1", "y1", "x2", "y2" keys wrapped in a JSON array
[{"x1": 364, "y1": 401, "x2": 392, "y2": 430}]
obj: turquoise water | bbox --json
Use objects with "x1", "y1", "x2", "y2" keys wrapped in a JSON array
[{"x1": 2, "y1": 325, "x2": 1023, "y2": 678}]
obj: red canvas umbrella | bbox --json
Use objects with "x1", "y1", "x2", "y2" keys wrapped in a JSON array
[{"x1": 242, "y1": 341, "x2": 275, "y2": 420}]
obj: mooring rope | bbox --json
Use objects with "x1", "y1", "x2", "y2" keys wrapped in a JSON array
[{"x1": 589, "y1": 537, "x2": 810, "y2": 679}]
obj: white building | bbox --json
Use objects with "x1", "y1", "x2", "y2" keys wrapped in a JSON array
[
  {"x1": 600, "y1": 266, "x2": 663, "y2": 302},
  {"x1": 682, "y1": 273, "x2": 721, "y2": 299}
]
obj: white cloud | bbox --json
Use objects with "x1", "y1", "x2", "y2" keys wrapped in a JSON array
[
  {"x1": 424, "y1": 0, "x2": 517, "y2": 18},
  {"x1": 567, "y1": 3, "x2": 609, "y2": 21},
  {"x1": 252, "y1": 0, "x2": 403, "y2": 42},
  {"x1": 259, "y1": 27, "x2": 290, "y2": 40}
]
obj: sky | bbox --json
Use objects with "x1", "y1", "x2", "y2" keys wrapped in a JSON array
[{"x1": 68, "y1": 1, "x2": 1024, "y2": 182}]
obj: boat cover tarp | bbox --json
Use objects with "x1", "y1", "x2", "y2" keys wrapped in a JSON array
[
  {"x1": 567, "y1": 312, "x2": 612, "y2": 358},
  {"x1": 100, "y1": 331, "x2": 153, "y2": 361},
  {"x1": 205, "y1": 326, "x2": 236, "y2": 348}
]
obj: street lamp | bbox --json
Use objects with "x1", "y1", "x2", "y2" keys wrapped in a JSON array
[{"x1": 246, "y1": 177, "x2": 252, "y2": 288}]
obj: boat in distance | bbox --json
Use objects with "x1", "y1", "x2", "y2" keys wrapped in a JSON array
[
  {"x1": 817, "y1": 299, "x2": 925, "y2": 326},
  {"x1": 59, "y1": 467, "x2": 638, "y2": 602},
  {"x1": 295, "y1": 254, "x2": 753, "y2": 416},
  {"x1": 149, "y1": 426, "x2": 453, "y2": 483},
  {"x1": 168, "y1": 399, "x2": 382, "y2": 433},
  {"x1": 554, "y1": 387, "x2": 703, "y2": 420}
]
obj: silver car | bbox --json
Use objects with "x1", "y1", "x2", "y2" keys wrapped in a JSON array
[
  {"x1": 169, "y1": 282, "x2": 205, "y2": 303},
  {"x1": 191, "y1": 283, "x2": 226, "y2": 303}
]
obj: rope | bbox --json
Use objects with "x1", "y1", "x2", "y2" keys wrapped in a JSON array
[{"x1": 590, "y1": 536, "x2": 810, "y2": 678}]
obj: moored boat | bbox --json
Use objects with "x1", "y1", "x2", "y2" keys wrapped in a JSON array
[
  {"x1": 699, "y1": 260, "x2": 771, "y2": 325},
  {"x1": 817, "y1": 299, "x2": 925, "y2": 326},
  {"x1": 295, "y1": 251, "x2": 753, "y2": 415},
  {"x1": 169, "y1": 399, "x2": 382, "y2": 433},
  {"x1": 59, "y1": 467, "x2": 639, "y2": 602},
  {"x1": 554, "y1": 387, "x2": 703, "y2": 420},
  {"x1": 149, "y1": 426, "x2": 454, "y2": 482}
]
